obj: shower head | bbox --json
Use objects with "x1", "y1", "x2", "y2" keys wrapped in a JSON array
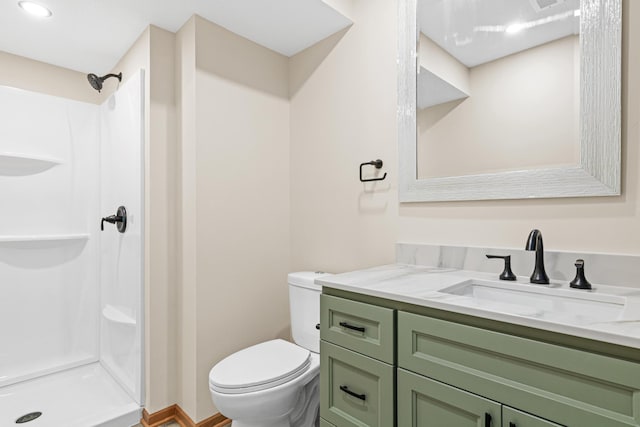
[{"x1": 87, "y1": 72, "x2": 122, "y2": 93}]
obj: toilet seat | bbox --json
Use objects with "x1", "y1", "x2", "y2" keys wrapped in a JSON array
[{"x1": 209, "y1": 339, "x2": 311, "y2": 394}]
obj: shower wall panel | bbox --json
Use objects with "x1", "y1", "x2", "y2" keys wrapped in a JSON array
[
  {"x1": 0, "y1": 86, "x2": 100, "y2": 387},
  {"x1": 99, "y1": 70, "x2": 145, "y2": 404}
]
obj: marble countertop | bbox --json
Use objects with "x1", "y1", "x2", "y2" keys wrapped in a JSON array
[{"x1": 316, "y1": 264, "x2": 640, "y2": 350}]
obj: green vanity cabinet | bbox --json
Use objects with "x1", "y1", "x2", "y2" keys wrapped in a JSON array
[
  {"x1": 320, "y1": 294, "x2": 395, "y2": 364},
  {"x1": 320, "y1": 290, "x2": 640, "y2": 427},
  {"x1": 320, "y1": 341, "x2": 394, "y2": 427},
  {"x1": 398, "y1": 311, "x2": 640, "y2": 426},
  {"x1": 398, "y1": 368, "x2": 501, "y2": 427},
  {"x1": 320, "y1": 418, "x2": 337, "y2": 427},
  {"x1": 503, "y1": 407, "x2": 564, "y2": 427},
  {"x1": 320, "y1": 294, "x2": 396, "y2": 427},
  {"x1": 397, "y1": 369, "x2": 562, "y2": 427}
]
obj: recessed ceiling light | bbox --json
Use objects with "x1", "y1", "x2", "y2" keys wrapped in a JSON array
[{"x1": 18, "y1": 1, "x2": 52, "y2": 18}]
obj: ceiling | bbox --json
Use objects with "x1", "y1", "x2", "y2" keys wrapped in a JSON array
[
  {"x1": 0, "y1": 0, "x2": 351, "y2": 74},
  {"x1": 419, "y1": 0, "x2": 580, "y2": 67}
]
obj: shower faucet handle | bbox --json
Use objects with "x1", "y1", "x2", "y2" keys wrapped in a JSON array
[
  {"x1": 101, "y1": 215, "x2": 121, "y2": 230},
  {"x1": 101, "y1": 206, "x2": 127, "y2": 233}
]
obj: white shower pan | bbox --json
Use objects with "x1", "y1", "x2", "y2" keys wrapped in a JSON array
[
  {"x1": 0, "y1": 71, "x2": 145, "y2": 427},
  {"x1": 0, "y1": 363, "x2": 140, "y2": 427}
]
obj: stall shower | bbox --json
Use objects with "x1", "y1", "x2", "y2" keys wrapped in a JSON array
[{"x1": 0, "y1": 71, "x2": 145, "y2": 427}]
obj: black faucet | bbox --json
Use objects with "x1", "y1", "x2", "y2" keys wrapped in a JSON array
[
  {"x1": 525, "y1": 229, "x2": 549, "y2": 284},
  {"x1": 101, "y1": 206, "x2": 127, "y2": 233}
]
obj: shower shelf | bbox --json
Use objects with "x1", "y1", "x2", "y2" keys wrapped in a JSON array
[
  {"x1": 102, "y1": 305, "x2": 136, "y2": 326},
  {"x1": 0, "y1": 234, "x2": 89, "y2": 248},
  {"x1": 0, "y1": 153, "x2": 62, "y2": 175}
]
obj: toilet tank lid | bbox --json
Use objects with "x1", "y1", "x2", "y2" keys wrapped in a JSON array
[{"x1": 288, "y1": 271, "x2": 332, "y2": 291}]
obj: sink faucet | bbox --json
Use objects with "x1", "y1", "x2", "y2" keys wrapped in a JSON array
[{"x1": 525, "y1": 229, "x2": 549, "y2": 284}]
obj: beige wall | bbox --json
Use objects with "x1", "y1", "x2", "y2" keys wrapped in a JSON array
[
  {"x1": 176, "y1": 15, "x2": 198, "y2": 418},
  {"x1": 0, "y1": 50, "x2": 101, "y2": 103},
  {"x1": 418, "y1": 35, "x2": 579, "y2": 178},
  {"x1": 147, "y1": 25, "x2": 179, "y2": 413},
  {"x1": 178, "y1": 15, "x2": 291, "y2": 422},
  {"x1": 290, "y1": 0, "x2": 640, "y2": 277},
  {"x1": 290, "y1": 0, "x2": 398, "y2": 273},
  {"x1": 419, "y1": 33, "x2": 470, "y2": 95}
]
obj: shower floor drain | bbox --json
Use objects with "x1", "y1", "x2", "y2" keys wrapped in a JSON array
[{"x1": 15, "y1": 412, "x2": 42, "y2": 424}]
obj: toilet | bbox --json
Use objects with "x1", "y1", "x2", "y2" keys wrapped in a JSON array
[{"x1": 209, "y1": 272, "x2": 331, "y2": 427}]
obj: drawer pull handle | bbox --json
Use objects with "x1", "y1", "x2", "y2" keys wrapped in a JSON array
[
  {"x1": 339, "y1": 322, "x2": 365, "y2": 333},
  {"x1": 339, "y1": 385, "x2": 366, "y2": 401},
  {"x1": 485, "y1": 413, "x2": 492, "y2": 427}
]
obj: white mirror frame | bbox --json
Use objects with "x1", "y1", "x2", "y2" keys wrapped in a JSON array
[{"x1": 398, "y1": 0, "x2": 621, "y2": 202}]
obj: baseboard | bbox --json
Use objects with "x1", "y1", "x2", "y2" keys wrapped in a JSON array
[{"x1": 141, "y1": 404, "x2": 230, "y2": 427}]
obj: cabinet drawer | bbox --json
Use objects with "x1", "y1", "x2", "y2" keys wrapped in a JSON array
[
  {"x1": 398, "y1": 368, "x2": 501, "y2": 427},
  {"x1": 320, "y1": 341, "x2": 394, "y2": 427},
  {"x1": 321, "y1": 294, "x2": 394, "y2": 363},
  {"x1": 504, "y1": 406, "x2": 564, "y2": 427},
  {"x1": 398, "y1": 311, "x2": 640, "y2": 427}
]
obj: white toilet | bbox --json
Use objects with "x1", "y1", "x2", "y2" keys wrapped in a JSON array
[{"x1": 209, "y1": 272, "x2": 331, "y2": 427}]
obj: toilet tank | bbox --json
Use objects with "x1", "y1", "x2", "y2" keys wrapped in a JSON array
[{"x1": 288, "y1": 271, "x2": 332, "y2": 353}]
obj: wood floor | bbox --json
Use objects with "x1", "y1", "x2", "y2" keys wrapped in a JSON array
[{"x1": 134, "y1": 423, "x2": 180, "y2": 427}]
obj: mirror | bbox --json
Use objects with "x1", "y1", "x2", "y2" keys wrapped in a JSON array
[{"x1": 398, "y1": 0, "x2": 621, "y2": 202}]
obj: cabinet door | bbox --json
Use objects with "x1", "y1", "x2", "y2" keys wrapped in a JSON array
[
  {"x1": 321, "y1": 341, "x2": 394, "y2": 427},
  {"x1": 398, "y1": 368, "x2": 501, "y2": 427},
  {"x1": 503, "y1": 407, "x2": 564, "y2": 427}
]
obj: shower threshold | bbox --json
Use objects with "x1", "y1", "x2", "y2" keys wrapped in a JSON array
[{"x1": 0, "y1": 362, "x2": 141, "y2": 427}]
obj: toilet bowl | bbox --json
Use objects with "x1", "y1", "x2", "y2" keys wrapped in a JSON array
[{"x1": 208, "y1": 272, "x2": 331, "y2": 427}]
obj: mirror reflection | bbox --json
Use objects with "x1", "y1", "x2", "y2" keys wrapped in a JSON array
[{"x1": 417, "y1": 0, "x2": 581, "y2": 179}]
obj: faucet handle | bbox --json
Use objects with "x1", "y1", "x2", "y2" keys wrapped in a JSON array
[
  {"x1": 570, "y1": 259, "x2": 592, "y2": 290},
  {"x1": 486, "y1": 255, "x2": 517, "y2": 281}
]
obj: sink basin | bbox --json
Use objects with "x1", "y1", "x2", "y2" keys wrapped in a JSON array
[{"x1": 439, "y1": 280, "x2": 626, "y2": 325}]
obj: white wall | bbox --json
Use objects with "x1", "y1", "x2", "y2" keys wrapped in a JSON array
[
  {"x1": 0, "y1": 85, "x2": 99, "y2": 387},
  {"x1": 99, "y1": 71, "x2": 145, "y2": 403}
]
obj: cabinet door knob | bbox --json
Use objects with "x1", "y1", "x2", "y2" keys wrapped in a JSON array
[
  {"x1": 339, "y1": 385, "x2": 366, "y2": 401},
  {"x1": 339, "y1": 321, "x2": 366, "y2": 333},
  {"x1": 485, "y1": 413, "x2": 492, "y2": 427},
  {"x1": 510, "y1": 423, "x2": 516, "y2": 427}
]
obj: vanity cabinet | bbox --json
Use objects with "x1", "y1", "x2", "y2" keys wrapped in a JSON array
[
  {"x1": 503, "y1": 407, "x2": 564, "y2": 427},
  {"x1": 320, "y1": 291, "x2": 640, "y2": 427},
  {"x1": 398, "y1": 369, "x2": 562, "y2": 427},
  {"x1": 398, "y1": 368, "x2": 502, "y2": 426},
  {"x1": 320, "y1": 295, "x2": 394, "y2": 364},
  {"x1": 320, "y1": 418, "x2": 337, "y2": 427},
  {"x1": 319, "y1": 295, "x2": 395, "y2": 427},
  {"x1": 320, "y1": 341, "x2": 394, "y2": 427},
  {"x1": 398, "y1": 311, "x2": 640, "y2": 427}
]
